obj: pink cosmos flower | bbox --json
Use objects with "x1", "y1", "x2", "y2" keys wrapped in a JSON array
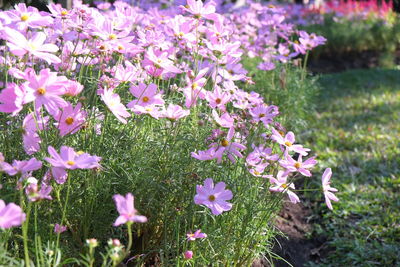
[
  {"x1": 249, "y1": 105, "x2": 279, "y2": 126},
  {"x1": 182, "y1": 68, "x2": 209, "y2": 108},
  {"x1": 0, "y1": 200, "x2": 26, "y2": 229},
  {"x1": 191, "y1": 147, "x2": 218, "y2": 161},
  {"x1": 128, "y1": 83, "x2": 164, "y2": 108},
  {"x1": 22, "y1": 68, "x2": 69, "y2": 117},
  {"x1": 1, "y1": 3, "x2": 52, "y2": 30},
  {"x1": 113, "y1": 193, "x2": 147, "y2": 226},
  {"x1": 280, "y1": 154, "x2": 317, "y2": 177},
  {"x1": 100, "y1": 89, "x2": 131, "y2": 124},
  {"x1": 142, "y1": 47, "x2": 181, "y2": 77},
  {"x1": 194, "y1": 178, "x2": 233, "y2": 215},
  {"x1": 205, "y1": 86, "x2": 231, "y2": 111},
  {"x1": 270, "y1": 128, "x2": 310, "y2": 156},
  {"x1": 3, "y1": 27, "x2": 61, "y2": 64},
  {"x1": 211, "y1": 127, "x2": 246, "y2": 164},
  {"x1": 322, "y1": 168, "x2": 339, "y2": 210},
  {"x1": 269, "y1": 171, "x2": 300, "y2": 204},
  {"x1": 54, "y1": 223, "x2": 67, "y2": 234},
  {"x1": 212, "y1": 110, "x2": 234, "y2": 128},
  {"x1": 0, "y1": 83, "x2": 25, "y2": 115},
  {"x1": 56, "y1": 102, "x2": 87, "y2": 136},
  {"x1": 160, "y1": 104, "x2": 190, "y2": 121},
  {"x1": 187, "y1": 229, "x2": 207, "y2": 241},
  {"x1": 25, "y1": 178, "x2": 52, "y2": 202},
  {"x1": 45, "y1": 146, "x2": 101, "y2": 184},
  {"x1": 22, "y1": 112, "x2": 48, "y2": 155},
  {"x1": 181, "y1": 0, "x2": 216, "y2": 20},
  {"x1": 1, "y1": 158, "x2": 42, "y2": 176}
]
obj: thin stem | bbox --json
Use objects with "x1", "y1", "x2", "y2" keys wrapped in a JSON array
[{"x1": 22, "y1": 201, "x2": 32, "y2": 267}]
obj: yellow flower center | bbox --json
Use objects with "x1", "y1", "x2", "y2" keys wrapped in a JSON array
[
  {"x1": 215, "y1": 98, "x2": 222, "y2": 104},
  {"x1": 61, "y1": 10, "x2": 68, "y2": 16},
  {"x1": 191, "y1": 82, "x2": 198, "y2": 90},
  {"x1": 281, "y1": 183, "x2": 288, "y2": 189},
  {"x1": 208, "y1": 195, "x2": 216, "y2": 201},
  {"x1": 37, "y1": 87, "x2": 46, "y2": 95},
  {"x1": 109, "y1": 34, "x2": 117, "y2": 40},
  {"x1": 65, "y1": 117, "x2": 74, "y2": 125},
  {"x1": 117, "y1": 45, "x2": 124, "y2": 51},
  {"x1": 294, "y1": 162, "x2": 301, "y2": 169},
  {"x1": 221, "y1": 139, "x2": 229, "y2": 147},
  {"x1": 254, "y1": 170, "x2": 260, "y2": 175},
  {"x1": 284, "y1": 141, "x2": 292, "y2": 147},
  {"x1": 142, "y1": 96, "x2": 149, "y2": 103},
  {"x1": 76, "y1": 151, "x2": 84, "y2": 155},
  {"x1": 67, "y1": 160, "x2": 75, "y2": 166},
  {"x1": 20, "y1": 14, "x2": 29, "y2": 21},
  {"x1": 259, "y1": 113, "x2": 265, "y2": 118}
]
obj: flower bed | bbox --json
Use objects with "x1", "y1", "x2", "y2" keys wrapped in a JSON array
[{"x1": 0, "y1": 1, "x2": 337, "y2": 265}]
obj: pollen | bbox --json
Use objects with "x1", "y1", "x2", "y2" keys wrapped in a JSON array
[
  {"x1": 37, "y1": 87, "x2": 46, "y2": 95},
  {"x1": 294, "y1": 162, "x2": 301, "y2": 169},
  {"x1": 20, "y1": 14, "x2": 29, "y2": 21},
  {"x1": 208, "y1": 195, "x2": 216, "y2": 201},
  {"x1": 191, "y1": 82, "x2": 198, "y2": 90},
  {"x1": 67, "y1": 160, "x2": 75, "y2": 166},
  {"x1": 65, "y1": 117, "x2": 74, "y2": 125},
  {"x1": 284, "y1": 141, "x2": 292, "y2": 147},
  {"x1": 109, "y1": 34, "x2": 117, "y2": 40},
  {"x1": 61, "y1": 10, "x2": 68, "y2": 16},
  {"x1": 221, "y1": 139, "x2": 229, "y2": 147},
  {"x1": 281, "y1": 183, "x2": 288, "y2": 189}
]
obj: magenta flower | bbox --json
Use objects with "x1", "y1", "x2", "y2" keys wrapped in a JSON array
[
  {"x1": 54, "y1": 223, "x2": 67, "y2": 234},
  {"x1": 211, "y1": 127, "x2": 246, "y2": 164},
  {"x1": 212, "y1": 111, "x2": 234, "y2": 128},
  {"x1": 128, "y1": 83, "x2": 164, "y2": 108},
  {"x1": 160, "y1": 104, "x2": 190, "y2": 121},
  {"x1": 194, "y1": 178, "x2": 233, "y2": 215},
  {"x1": 187, "y1": 229, "x2": 207, "y2": 241},
  {"x1": 184, "y1": 250, "x2": 193, "y2": 259},
  {"x1": 56, "y1": 102, "x2": 87, "y2": 136},
  {"x1": 322, "y1": 168, "x2": 339, "y2": 210},
  {"x1": 45, "y1": 146, "x2": 101, "y2": 184},
  {"x1": 3, "y1": 27, "x2": 61, "y2": 64},
  {"x1": 280, "y1": 154, "x2": 317, "y2": 177},
  {"x1": 22, "y1": 112, "x2": 48, "y2": 155},
  {"x1": 113, "y1": 193, "x2": 147, "y2": 226},
  {"x1": 249, "y1": 105, "x2": 279, "y2": 126},
  {"x1": 271, "y1": 128, "x2": 310, "y2": 156},
  {"x1": 269, "y1": 171, "x2": 300, "y2": 204},
  {"x1": 205, "y1": 86, "x2": 231, "y2": 111},
  {"x1": 100, "y1": 89, "x2": 131, "y2": 124},
  {"x1": 0, "y1": 83, "x2": 25, "y2": 115},
  {"x1": 181, "y1": 0, "x2": 216, "y2": 19},
  {"x1": 1, "y1": 158, "x2": 42, "y2": 176},
  {"x1": 23, "y1": 68, "x2": 69, "y2": 117},
  {"x1": 0, "y1": 200, "x2": 26, "y2": 229}
]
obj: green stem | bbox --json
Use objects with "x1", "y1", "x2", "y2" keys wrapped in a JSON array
[{"x1": 22, "y1": 201, "x2": 32, "y2": 267}]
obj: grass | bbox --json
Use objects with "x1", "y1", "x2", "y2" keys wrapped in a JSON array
[{"x1": 304, "y1": 68, "x2": 400, "y2": 266}]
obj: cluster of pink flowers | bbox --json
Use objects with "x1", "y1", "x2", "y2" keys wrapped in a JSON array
[{"x1": 0, "y1": 0, "x2": 338, "y2": 261}]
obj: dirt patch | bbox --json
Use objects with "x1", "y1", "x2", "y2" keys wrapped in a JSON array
[{"x1": 253, "y1": 201, "x2": 328, "y2": 267}]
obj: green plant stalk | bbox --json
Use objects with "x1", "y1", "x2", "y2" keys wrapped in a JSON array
[{"x1": 22, "y1": 201, "x2": 32, "y2": 267}]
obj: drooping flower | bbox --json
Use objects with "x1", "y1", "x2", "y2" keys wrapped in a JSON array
[
  {"x1": 0, "y1": 200, "x2": 26, "y2": 229},
  {"x1": 100, "y1": 89, "x2": 131, "y2": 124},
  {"x1": 113, "y1": 193, "x2": 147, "y2": 226},
  {"x1": 187, "y1": 229, "x2": 207, "y2": 241},
  {"x1": 321, "y1": 168, "x2": 339, "y2": 210},
  {"x1": 194, "y1": 178, "x2": 233, "y2": 215},
  {"x1": 269, "y1": 171, "x2": 300, "y2": 204}
]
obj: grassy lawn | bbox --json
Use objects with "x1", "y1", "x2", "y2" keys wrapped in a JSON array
[{"x1": 304, "y1": 69, "x2": 400, "y2": 266}]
